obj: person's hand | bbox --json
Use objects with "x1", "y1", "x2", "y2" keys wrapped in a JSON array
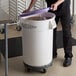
[
  {"x1": 51, "y1": 0, "x2": 64, "y2": 11},
  {"x1": 22, "y1": 9, "x2": 30, "y2": 13},
  {"x1": 51, "y1": 3, "x2": 58, "y2": 11}
]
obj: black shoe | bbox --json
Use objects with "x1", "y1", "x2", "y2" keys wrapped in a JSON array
[{"x1": 63, "y1": 58, "x2": 72, "y2": 67}]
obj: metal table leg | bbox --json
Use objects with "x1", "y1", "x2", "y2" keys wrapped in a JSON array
[{"x1": 4, "y1": 24, "x2": 8, "y2": 76}]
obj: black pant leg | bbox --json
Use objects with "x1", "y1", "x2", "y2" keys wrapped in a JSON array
[{"x1": 60, "y1": 1, "x2": 73, "y2": 58}]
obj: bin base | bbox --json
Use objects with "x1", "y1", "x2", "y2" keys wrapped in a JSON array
[{"x1": 23, "y1": 62, "x2": 52, "y2": 73}]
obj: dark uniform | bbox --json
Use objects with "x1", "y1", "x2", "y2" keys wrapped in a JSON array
[{"x1": 45, "y1": 0, "x2": 73, "y2": 58}]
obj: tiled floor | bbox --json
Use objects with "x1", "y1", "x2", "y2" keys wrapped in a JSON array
[{"x1": 0, "y1": 19, "x2": 76, "y2": 76}]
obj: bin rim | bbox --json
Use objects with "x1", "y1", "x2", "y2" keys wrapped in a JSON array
[{"x1": 20, "y1": 12, "x2": 56, "y2": 22}]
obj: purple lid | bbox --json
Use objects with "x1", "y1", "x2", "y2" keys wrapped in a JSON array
[{"x1": 20, "y1": 7, "x2": 50, "y2": 17}]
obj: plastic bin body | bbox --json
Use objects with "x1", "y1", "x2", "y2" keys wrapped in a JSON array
[{"x1": 20, "y1": 12, "x2": 56, "y2": 68}]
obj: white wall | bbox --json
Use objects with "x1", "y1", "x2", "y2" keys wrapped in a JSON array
[
  {"x1": 0, "y1": 0, "x2": 9, "y2": 14},
  {"x1": 69, "y1": 0, "x2": 76, "y2": 16},
  {"x1": 74, "y1": 0, "x2": 76, "y2": 15},
  {"x1": 70, "y1": 0, "x2": 73, "y2": 15}
]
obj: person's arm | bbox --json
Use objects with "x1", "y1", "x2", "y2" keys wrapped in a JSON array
[
  {"x1": 51, "y1": 0, "x2": 64, "y2": 11},
  {"x1": 55, "y1": 0, "x2": 64, "y2": 6},
  {"x1": 23, "y1": 0, "x2": 37, "y2": 13}
]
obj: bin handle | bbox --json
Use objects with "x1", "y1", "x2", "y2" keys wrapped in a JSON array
[{"x1": 49, "y1": 20, "x2": 57, "y2": 29}]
